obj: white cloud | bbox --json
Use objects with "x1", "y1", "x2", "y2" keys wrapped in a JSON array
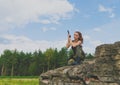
[
  {"x1": 99, "y1": 5, "x2": 107, "y2": 12},
  {"x1": 83, "y1": 47, "x2": 95, "y2": 54},
  {"x1": 84, "y1": 18, "x2": 120, "y2": 53},
  {"x1": 99, "y1": 5, "x2": 113, "y2": 13},
  {"x1": 0, "y1": 0, "x2": 75, "y2": 31},
  {"x1": 109, "y1": 13, "x2": 115, "y2": 18},
  {"x1": 0, "y1": 34, "x2": 66, "y2": 54},
  {"x1": 90, "y1": 40, "x2": 103, "y2": 47},
  {"x1": 41, "y1": 27, "x2": 57, "y2": 32},
  {"x1": 93, "y1": 28, "x2": 102, "y2": 32},
  {"x1": 98, "y1": 4, "x2": 115, "y2": 18},
  {"x1": 83, "y1": 39, "x2": 103, "y2": 53},
  {"x1": 39, "y1": 20, "x2": 51, "y2": 24},
  {"x1": 83, "y1": 34, "x2": 103, "y2": 53},
  {"x1": 1, "y1": 34, "x2": 99, "y2": 54},
  {"x1": 83, "y1": 35, "x2": 91, "y2": 41}
]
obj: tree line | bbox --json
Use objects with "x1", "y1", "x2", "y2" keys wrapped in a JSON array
[{"x1": 0, "y1": 47, "x2": 94, "y2": 76}]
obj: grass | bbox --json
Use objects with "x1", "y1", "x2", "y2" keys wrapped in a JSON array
[{"x1": 0, "y1": 76, "x2": 39, "y2": 85}]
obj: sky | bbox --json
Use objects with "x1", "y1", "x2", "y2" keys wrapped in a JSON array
[{"x1": 0, "y1": 0, "x2": 120, "y2": 54}]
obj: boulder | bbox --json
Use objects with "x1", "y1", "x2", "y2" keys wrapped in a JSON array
[{"x1": 40, "y1": 41, "x2": 120, "y2": 85}]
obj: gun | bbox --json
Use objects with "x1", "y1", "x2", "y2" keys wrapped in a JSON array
[{"x1": 67, "y1": 30, "x2": 71, "y2": 38}]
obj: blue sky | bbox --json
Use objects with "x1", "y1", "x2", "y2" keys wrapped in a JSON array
[{"x1": 0, "y1": 0, "x2": 120, "y2": 54}]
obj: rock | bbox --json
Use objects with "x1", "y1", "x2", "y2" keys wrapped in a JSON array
[{"x1": 40, "y1": 41, "x2": 120, "y2": 85}]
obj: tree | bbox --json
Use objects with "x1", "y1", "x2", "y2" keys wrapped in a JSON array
[
  {"x1": 85, "y1": 53, "x2": 94, "y2": 59},
  {"x1": 44, "y1": 48, "x2": 55, "y2": 71},
  {"x1": 57, "y1": 47, "x2": 68, "y2": 67},
  {"x1": 0, "y1": 49, "x2": 12, "y2": 76},
  {"x1": 28, "y1": 50, "x2": 44, "y2": 75},
  {"x1": 50, "y1": 48, "x2": 59, "y2": 69},
  {"x1": 16, "y1": 51, "x2": 32, "y2": 76},
  {"x1": 0, "y1": 47, "x2": 94, "y2": 76}
]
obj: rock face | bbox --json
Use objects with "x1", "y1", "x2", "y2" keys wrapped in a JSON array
[{"x1": 40, "y1": 41, "x2": 120, "y2": 85}]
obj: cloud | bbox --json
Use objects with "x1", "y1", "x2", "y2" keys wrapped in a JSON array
[
  {"x1": 39, "y1": 20, "x2": 52, "y2": 24},
  {"x1": 96, "y1": 19, "x2": 120, "y2": 41},
  {"x1": 98, "y1": 4, "x2": 115, "y2": 18},
  {"x1": 83, "y1": 47, "x2": 95, "y2": 54},
  {"x1": 99, "y1": 5, "x2": 113, "y2": 13},
  {"x1": 109, "y1": 13, "x2": 115, "y2": 18},
  {"x1": 89, "y1": 40, "x2": 103, "y2": 47},
  {"x1": 1, "y1": 34, "x2": 100, "y2": 54},
  {"x1": 0, "y1": 33, "x2": 100, "y2": 54},
  {"x1": 83, "y1": 34, "x2": 103, "y2": 53},
  {"x1": 93, "y1": 28, "x2": 102, "y2": 32},
  {"x1": 0, "y1": 0, "x2": 75, "y2": 31},
  {"x1": 84, "y1": 18, "x2": 120, "y2": 53},
  {"x1": 0, "y1": 34, "x2": 66, "y2": 54},
  {"x1": 83, "y1": 35, "x2": 91, "y2": 41},
  {"x1": 83, "y1": 35, "x2": 103, "y2": 46},
  {"x1": 41, "y1": 27, "x2": 57, "y2": 32}
]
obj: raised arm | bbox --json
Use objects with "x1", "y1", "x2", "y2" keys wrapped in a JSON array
[{"x1": 66, "y1": 34, "x2": 71, "y2": 48}]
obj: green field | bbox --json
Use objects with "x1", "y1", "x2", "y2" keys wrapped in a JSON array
[{"x1": 0, "y1": 76, "x2": 39, "y2": 85}]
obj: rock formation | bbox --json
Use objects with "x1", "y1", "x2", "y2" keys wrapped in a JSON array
[{"x1": 40, "y1": 41, "x2": 120, "y2": 85}]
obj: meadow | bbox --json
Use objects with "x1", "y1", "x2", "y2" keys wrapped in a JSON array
[{"x1": 0, "y1": 76, "x2": 39, "y2": 85}]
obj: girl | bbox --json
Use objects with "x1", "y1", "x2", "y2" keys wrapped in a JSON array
[{"x1": 66, "y1": 31, "x2": 85, "y2": 65}]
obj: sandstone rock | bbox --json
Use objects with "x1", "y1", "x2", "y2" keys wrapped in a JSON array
[
  {"x1": 112, "y1": 55, "x2": 120, "y2": 60},
  {"x1": 40, "y1": 41, "x2": 120, "y2": 85}
]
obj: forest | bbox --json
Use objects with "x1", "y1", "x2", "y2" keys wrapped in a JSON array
[{"x1": 0, "y1": 47, "x2": 94, "y2": 76}]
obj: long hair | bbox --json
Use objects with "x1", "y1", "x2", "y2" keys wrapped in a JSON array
[{"x1": 75, "y1": 31, "x2": 83, "y2": 43}]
